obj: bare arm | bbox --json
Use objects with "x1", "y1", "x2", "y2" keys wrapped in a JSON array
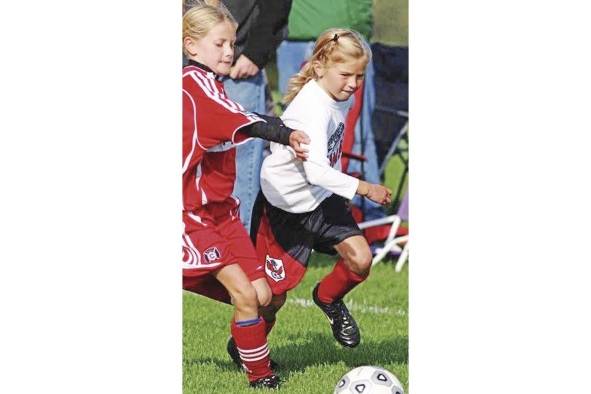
[{"x1": 356, "y1": 180, "x2": 393, "y2": 206}]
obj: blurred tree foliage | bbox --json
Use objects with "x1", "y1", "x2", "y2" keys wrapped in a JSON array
[{"x1": 372, "y1": 0, "x2": 408, "y2": 46}]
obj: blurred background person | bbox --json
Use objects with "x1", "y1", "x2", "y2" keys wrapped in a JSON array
[
  {"x1": 371, "y1": 0, "x2": 408, "y2": 170},
  {"x1": 223, "y1": 0, "x2": 293, "y2": 233}
]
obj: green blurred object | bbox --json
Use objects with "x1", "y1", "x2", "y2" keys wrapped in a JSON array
[
  {"x1": 287, "y1": 0, "x2": 374, "y2": 41},
  {"x1": 372, "y1": 0, "x2": 408, "y2": 46},
  {"x1": 384, "y1": 135, "x2": 409, "y2": 214}
]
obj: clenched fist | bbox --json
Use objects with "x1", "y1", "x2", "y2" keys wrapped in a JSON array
[{"x1": 288, "y1": 130, "x2": 311, "y2": 160}]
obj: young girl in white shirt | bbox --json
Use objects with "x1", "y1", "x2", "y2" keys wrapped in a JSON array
[{"x1": 227, "y1": 29, "x2": 392, "y2": 364}]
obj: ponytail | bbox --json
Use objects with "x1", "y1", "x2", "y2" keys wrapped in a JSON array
[{"x1": 283, "y1": 61, "x2": 317, "y2": 105}]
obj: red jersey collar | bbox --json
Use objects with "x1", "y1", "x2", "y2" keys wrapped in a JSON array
[{"x1": 186, "y1": 60, "x2": 224, "y2": 82}]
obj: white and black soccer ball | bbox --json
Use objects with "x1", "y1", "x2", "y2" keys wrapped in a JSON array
[{"x1": 334, "y1": 366, "x2": 405, "y2": 394}]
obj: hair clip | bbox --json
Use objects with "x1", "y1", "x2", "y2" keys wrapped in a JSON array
[{"x1": 332, "y1": 33, "x2": 339, "y2": 42}]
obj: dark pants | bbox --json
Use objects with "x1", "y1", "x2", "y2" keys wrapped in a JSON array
[{"x1": 371, "y1": 43, "x2": 409, "y2": 167}]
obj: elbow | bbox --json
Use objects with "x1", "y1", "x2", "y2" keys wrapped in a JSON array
[
  {"x1": 303, "y1": 163, "x2": 324, "y2": 185},
  {"x1": 306, "y1": 172, "x2": 320, "y2": 185}
]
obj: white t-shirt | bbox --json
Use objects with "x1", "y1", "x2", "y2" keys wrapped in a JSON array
[{"x1": 260, "y1": 79, "x2": 359, "y2": 213}]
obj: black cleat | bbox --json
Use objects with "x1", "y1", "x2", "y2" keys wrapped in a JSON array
[
  {"x1": 312, "y1": 283, "x2": 360, "y2": 348},
  {"x1": 227, "y1": 337, "x2": 279, "y2": 370},
  {"x1": 249, "y1": 374, "x2": 281, "y2": 389}
]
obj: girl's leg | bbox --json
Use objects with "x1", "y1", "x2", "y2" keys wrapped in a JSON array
[
  {"x1": 214, "y1": 264, "x2": 276, "y2": 386},
  {"x1": 183, "y1": 276, "x2": 271, "y2": 310},
  {"x1": 228, "y1": 292, "x2": 287, "y2": 369},
  {"x1": 313, "y1": 235, "x2": 372, "y2": 348},
  {"x1": 259, "y1": 293, "x2": 287, "y2": 335},
  {"x1": 183, "y1": 274, "x2": 232, "y2": 305},
  {"x1": 251, "y1": 279, "x2": 286, "y2": 337},
  {"x1": 251, "y1": 277, "x2": 273, "y2": 308},
  {"x1": 214, "y1": 264, "x2": 258, "y2": 320},
  {"x1": 316, "y1": 235, "x2": 372, "y2": 303}
]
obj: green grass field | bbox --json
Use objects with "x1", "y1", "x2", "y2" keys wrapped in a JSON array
[
  {"x1": 183, "y1": 76, "x2": 409, "y2": 394},
  {"x1": 183, "y1": 253, "x2": 408, "y2": 393},
  {"x1": 183, "y1": 129, "x2": 409, "y2": 393}
]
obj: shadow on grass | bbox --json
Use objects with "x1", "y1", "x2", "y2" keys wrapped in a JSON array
[
  {"x1": 184, "y1": 333, "x2": 407, "y2": 377},
  {"x1": 183, "y1": 356, "x2": 239, "y2": 373},
  {"x1": 308, "y1": 253, "x2": 402, "y2": 270},
  {"x1": 273, "y1": 333, "x2": 408, "y2": 371}
]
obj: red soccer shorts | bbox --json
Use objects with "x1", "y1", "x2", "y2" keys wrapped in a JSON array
[
  {"x1": 182, "y1": 203, "x2": 265, "y2": 301},
  {"x1": 251, "y1": 192, "x2": 362, "y2": 296}
]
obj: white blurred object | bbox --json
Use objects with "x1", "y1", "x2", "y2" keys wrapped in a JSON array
[{"x1": 358, "y1": 191, "x2": 409, "y2": 271}]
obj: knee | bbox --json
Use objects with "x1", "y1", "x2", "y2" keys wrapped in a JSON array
[
  {"x1": 256, "y1": 285, "x2": 272, "y2": 307},
  {"x1": 251, "y1": 278, "x2": 273, "y2": 307},
  {"x1": 260, "y1": 293, "x2": 287, "y2": 322},
  {"x1": 231, "y1": 284, "x2": 258, "y2": 311},
  {"x1": 347, "y1": 247, "x2": 373, "y2": 276}
]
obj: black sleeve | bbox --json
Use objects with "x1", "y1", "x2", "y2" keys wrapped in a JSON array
[
  {"x1": 240, "y1": 114, "x2": 294, "y2": 146},
  {"x1": 241, "y1": 0, "x2": 293, "y2": 69}
]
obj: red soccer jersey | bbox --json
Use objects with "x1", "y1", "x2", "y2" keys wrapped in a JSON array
[{"x1": 182, "y1": 63, "x2": 262, "y2": 213}]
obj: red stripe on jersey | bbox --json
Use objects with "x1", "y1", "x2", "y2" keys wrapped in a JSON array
[
  {"x1": 182, "y1": 89, "x2": 206, "y2": 174},
  {"x1": 190, "y1": 72, "x2": 253, "y2": 121},
  {"x1": 189, "y1": 70, "x2": 259, "y2": 123},
  {"x1": 182, "y1": 66, "x2": 263, "y2": 212},
  {"x1": 190, "y1": 71, "x2": 216, "y2": 97}
]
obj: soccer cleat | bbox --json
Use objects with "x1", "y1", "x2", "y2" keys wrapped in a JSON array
[
  {"x1": 249, "y1": 374, "x2": 281, "y2": 389},
  {"x1": 312, "y1": 283, "x2": 360, "y2": 348},
  {"x1": 227, "y1": 337, "x2": 279, "y2": 370}
]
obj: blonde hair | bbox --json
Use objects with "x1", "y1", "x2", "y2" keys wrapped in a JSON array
[
  {"x1": 182, "y1": 1, "x2": 237, "y2": 56},
  {"x1": 283, "y1": 28, "x2": 372, "y2": 105}
]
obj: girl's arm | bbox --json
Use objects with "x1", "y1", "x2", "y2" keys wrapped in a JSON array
[
  {"x1": 355, "y1": 180, "x2": 393, "y2": 206},
  {"x1": 239, "y1": 115, "x2": 310, "y2": 160},
  {"x1": 293, "y1": 108, "x2": 391, "y2": 205},
  {"x1": 241, "y1": 114, "x2": 293, "y2": 145}
]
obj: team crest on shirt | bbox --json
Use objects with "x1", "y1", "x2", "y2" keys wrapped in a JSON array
[
  {"x1": 265, "y1": 255, "x2": 285, "y2": 282},
  {"x1": 203, "y1": 247, "x2": 221, "y2": 264},
  {"x1": 327, "y1": 122, "x2": 345, "y2": 166}
]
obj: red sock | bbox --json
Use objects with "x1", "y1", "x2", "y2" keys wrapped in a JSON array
[
  {"x1": 264, "y1": 318, "x2": 276, "y2": 336},
  {"x1": 231, "y1": 318, "x2": 273, "y2": 382},
  {"x1": 317, "y1": 259, "x2": 369, "y2": 303}
]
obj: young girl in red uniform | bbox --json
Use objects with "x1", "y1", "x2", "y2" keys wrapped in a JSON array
[{"x1": 182, "y1": 3, "x2": 309, "y2": 388}]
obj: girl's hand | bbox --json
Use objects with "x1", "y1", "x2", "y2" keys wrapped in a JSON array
[
  {"x1": 358, "y1": 181, "x2": 392, "y2": 205},
  {"x1": 289, "y1": 130, "x2": 311, "y2": 160},
  {"x1": 229, "y1": 55, "x2": 260, "y2": 79},
  {"x1": 367, "y1": 184, "x2": 393, "y2": 205}
]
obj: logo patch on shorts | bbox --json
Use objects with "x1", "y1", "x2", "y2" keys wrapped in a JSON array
[
  {"x1": 265, "y1": 255, "x2": 285, "y2": 282},
  {"x1": 203, "y1": 247, "x2": 221, "y2": 264}
]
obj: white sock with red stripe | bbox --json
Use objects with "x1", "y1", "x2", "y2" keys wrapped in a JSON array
[{"x1": 231, "y1": 317, "x2": 273, "y2": 382}]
